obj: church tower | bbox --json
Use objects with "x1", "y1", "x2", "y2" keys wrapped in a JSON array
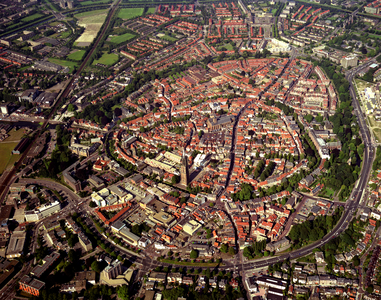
[{"x1": 180, "y1": 150, "x2": 189, "y2": 186}]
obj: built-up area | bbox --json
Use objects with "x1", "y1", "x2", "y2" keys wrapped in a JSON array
[{"x1": 0, "y1": 0, "x2": 381, "y2": 299}]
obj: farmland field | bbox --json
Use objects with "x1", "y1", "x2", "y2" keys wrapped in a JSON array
[
  {"x1": 92, "y1": 53, "x2": 119, "y2": 66},
  {"x1": 117, "y1": 8, "x2": 144, "y2": 19},
  {"x1": 48, "y1": 58, "x2": 78, "y2": 72},
  {"x1": 67, "y1": 50, "x2": 86, "y2": 61},
  {"x1": 109, "y1": 33, "x2": 136, "y2": 44},
  {"x1": 74, "y1": 9, "x2": 107, "y2": 47},
  {"x1": 21, "y1": 13, "x2": 44, "y2": 22}
]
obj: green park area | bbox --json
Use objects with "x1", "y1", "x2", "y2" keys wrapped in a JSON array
[
  {"x1": 21, "y1": 13, "x2": 44, "y2": 22},
  {"x1": 67, "y1": 50, "x2": 86, "y2": 61},
  {"x1": 109, "y1": 33, "x2": 136, "y2": 44},
  {"x1": 92, "y1": 53, "x2": 119, "y2": 66},
  {"x1": 48, "y1": 58, "x2": 78, "y2": 72},
  {"x1": 117, "y1": 7, "x2": 144, "y2": 19},
  {"x1": 0, "y1": 129, "x2": 26, "y2": 175}
]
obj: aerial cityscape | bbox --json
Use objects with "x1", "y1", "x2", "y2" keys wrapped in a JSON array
[{"x1": 0, "y1": 0, "x2": 381, "y2": 299}]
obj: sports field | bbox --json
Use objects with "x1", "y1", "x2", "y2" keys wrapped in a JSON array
[
  {"x1": 74, "y1": 9, "x2": 107, "y2": 47},
  {"x1": 67, "y1": 50, "x2": 86, "y2": 61},
  {"x1": 117, "y1": 8, "x2": 144, "y2": 19},
  {"x1": 0, "y1": 129, "x2": 25, "y2": 175},
  {"x1": 109, "y1": 33, "x2": 136, "y2": 44},
  {"x1": 48, "y1": 58, "x2": 78, "y2": 72},
  {"x1": 21, "y1": 13, "x2": 44, "y2": 22},
  {"x1": 92, "y1": 53, "x2": 119, "y2": 66}
]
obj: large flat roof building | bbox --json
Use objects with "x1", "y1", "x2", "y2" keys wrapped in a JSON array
[
  {"x1": 19, "y1": 275, "x2": 45, "y2": 296},
  {"x1": 6, "y1": 231, "x2": 26, "y2": 259},
  {"x1": 30, "y1": 252, "x2": 60, "y2": 278}
]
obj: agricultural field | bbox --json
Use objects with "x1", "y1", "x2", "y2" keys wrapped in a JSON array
[
  {"x1": 48, "y1": 58, "x2": 78, "y2": 72},
  {"x1": 92, "y1": 53, "x2": 119, "y2": 66},
  {"x1": 67, "y1": 49, "x2": 86, "y2": 61},
  {"x1": 0, "y1": 129, "x2": 26, "y2": 175},
  {"x1": 117, "y1": 8, "x2": 144, "y2": 19},
  {"x1": 109, "y1": 32, "x2": 136, "y2": 44},
  {"x1": 21, "y1": 13, "x2": 44, "y2": 22},
  {"x1": 74, "y1": 9, "x2": 107, "y2": 47},
  {"x1": 79, "y1": 0, "x2": 111, "y2": 5}
]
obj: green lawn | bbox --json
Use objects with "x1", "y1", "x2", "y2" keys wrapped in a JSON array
[
  {"x1": 80, "y1": 0, "x2": 111, "y2": 5},
  {"x1": 92, "y1": 53, "x2": 119, "y2": 66},
  {"x1": 45, "y1": 0, "x2": 58, "y2": 11},
  {"x1": 48, "y1": 58, "x2": 78, "y2": 72},
  {"x1": 74, "y1": 9, "x2": 108, "y2": 18},
  {"x1": 109, "y1": 33, "x2": 136, "y2": 44},
  {"x1": 219, "y1": 43, "x2": 234, "y2": 51},
  {"x1": 160, "y1": 35, "x2": 177, "y2": 42},
  {"x1": 147, "y1": 7, "x2": 155, "y2": 14},
  {"x1": 67, "y1": 50, "x2": 86, "y2": 61},
  {"x1": 21, "y1": 13, "x2": 44, "y2": 22},
  {"x1": 0, "y1": 130, "x2": 26, "y2": 175},
  {"x1": 60, "y1": 31, "x2": 72, "y2": 38},
  {"x1": 117, "y1": 7, "x2": 144, "y2": 19}
]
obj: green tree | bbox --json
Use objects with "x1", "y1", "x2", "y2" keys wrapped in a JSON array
[
  {"x1": 117, "y1": 285, "x2": 130, "y2": 300},
  {"x1": 68, "y1": 104, "x2": 76, "y2": 112},
  {"x1": 220, "y1": 243, "x2": 228, "y2": 253},
  {"x1": 190, "y1": 250, "x2": 198, "y2": 259},
  {"x1": 171, "y1": 175, "x2": 180, "y2": 184},
  {"x1": 91, "y1": 261, "x2": 101, "y2": 273}
]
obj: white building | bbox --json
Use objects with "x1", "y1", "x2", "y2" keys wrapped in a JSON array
[{"x1": 25, "y1": 201, "x2": 61, "y2": 222}]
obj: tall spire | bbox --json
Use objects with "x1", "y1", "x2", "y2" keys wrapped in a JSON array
[{"x1": 180, "y1": 149, "x2": 189, "y2": 186}]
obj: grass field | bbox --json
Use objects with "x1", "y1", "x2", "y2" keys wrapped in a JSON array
[
  {"x1": 147, "y1": 7, "x2": 155, "y2": 14},
  {"x1": 0, "y1": 129, "x2": 26, "y2": 175},
  {"x1": 21, "y1": 13, "x2": 44, "y2": 22},
  {"x1": 45, "y1": 0, "x2": 58, "y2": 11},
  {"x1": 109, "y1": 32, "x2": 136, "y2": 44},
  {"x1": 74, "y1": 9, "x2": 107, "y2": 46},
  {"x1": 80, "y1": 0, "x2": 111, "y2": 5},
  {"x1": 60, "y1": 30, "x2": 72, "y2": 38},
  {"x1": 117, "y1": 7, "x2": 144, "y2": 19},
  {"x1": 92, "y1": 53, "x2": 118, "y2": 66},
  {"x1": 67, "y1": 50, "x2": 86, "y2": 61},
  {"x1": 219, "y1": 43, "x2": 234, "y2": 51},
  {"x1": 48, "y1": 58, "x2": 78, "y2": 72},
  {"x1": 160, "y1": 34, "x2": 177, "y2": 42}
]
